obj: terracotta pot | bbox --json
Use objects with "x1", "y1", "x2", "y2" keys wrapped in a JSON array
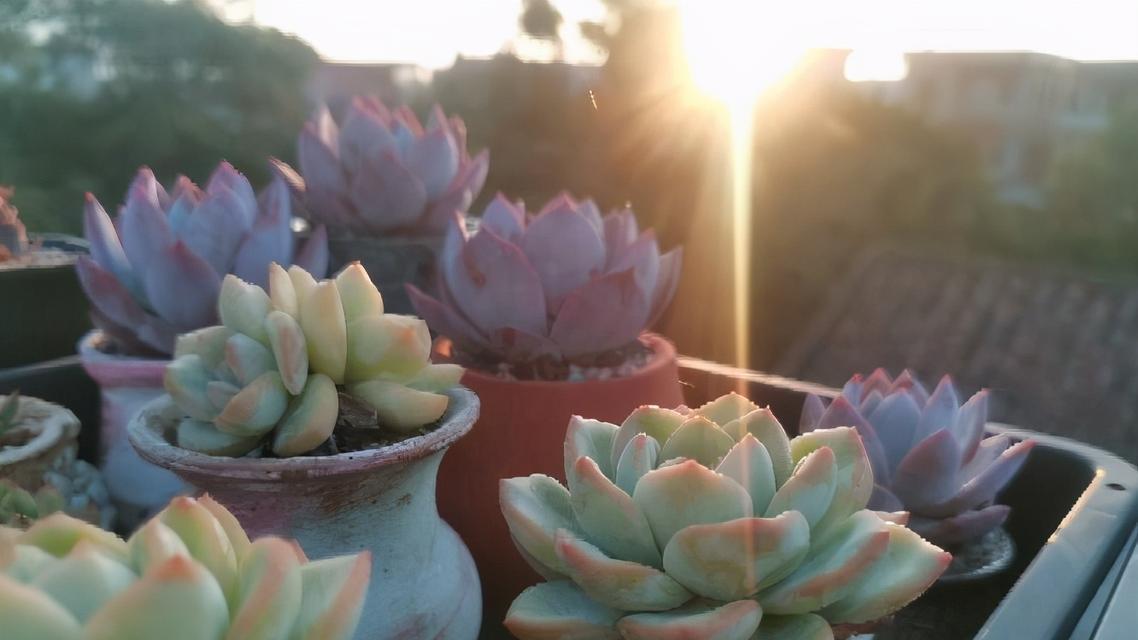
[
  {"x1": 433, "y1": 333, "x2": 684, "y2": 631},
  {"x1": 129, "y1": 387, "x2": 483, "y2": 640},
  {"x1": 77, "y1": 330, "x2": 189, "y2": 526},
  {"x1": 328, "y1": 235, "x2": 442, "y2": 316}
]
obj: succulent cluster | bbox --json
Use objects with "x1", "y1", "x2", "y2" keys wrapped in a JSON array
[
  {"x1": 78, "y1": 163, "x2": 329, "y2": 356},
  {"x1": 165, "y1": 263, "x2": 462, "y2": 458},
  {"x1": 801, "y1": 370, "x2": 1035, "y2": 546},
  {"x1": 0, "y1": 186, "x2": 28, "y2": 261},
  {"x1": 409, "y1": 194, "x2": 682, "y2": 368},
  {"x1": 283, "y1": 96, "x2": 489, "y2": 235},
  {"x1": 0, "y1": 495, "x2": 369, "y2": 639},
  {"x1": 500, "y1": 393, "x2": 950, "y2": 639},
  {"x1": 0, "y1": 480, "x2": 65, "y2": 527}
]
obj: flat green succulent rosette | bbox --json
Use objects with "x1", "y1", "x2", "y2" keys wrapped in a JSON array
[
  {"x1": 500, "y1": 393, "x2": 952, "y2": 639},
  {"x1": 0, "y1": 495, "x2": 369, "y2": 640},
  {"x1": 164, "y1": 262, "x2": 463, "y2": 458}
]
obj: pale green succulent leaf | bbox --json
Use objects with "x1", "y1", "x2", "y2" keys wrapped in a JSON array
[
  {"x1": 405, "y1": 363, "x2": 464, "y2": 392},
  {"x1": 0, "y1": 575, "x2": 83, "y2": 640},
  {"x1": 265, "y1": 310, "x2": 309, "y2": 395},
  {"x1": 764, "y1": 447, "x2": 837, "y2": 529},
  {"x1": 334, "y1": 262, "x2": 384, "y2": 323},
  {"x1": 215, "y1": 371, "x2": 289, "y2": 437},
  {"x1": 504, "y1": 580, "x2": 622, "y2": 640},
  {"x1": 553, "y1": 528, "x2": 691, "y2": 611},
  {"x1": 500, "y1": 475, "x2": 581, "y2": 576},
  {"x1": 3, "y1": 544, "x2": 57, "y2": 582},
  {"x1": 567, "y1": 455, "x2": 662, "y2": 569},
  {"x1": 268, "y1": 263, "x2": 298, "y2": 317},
  {"x1": 174, "y1": 326, "x2": 234, "y2": 368},
  {"x1": 789, "y1": 427, "x2": 874, "y2": 537},
  {"x1": 164, "y1": 355, "x2": 219, "y2": 422},
  {"x1": 632, "y1": 460, "x2": 753, "y2": 550},
  {"x1": 693, "y1": 392, "x2": 761, "y2": 427},
  {"x1": 348, "y1": 380, "x2": 447, "y2": 432},
  {"x1": 299, "y1": 280, "x2": 347, "y2": 383},
  {"x1": 344, "y1": 314, "x2": 431, "y2": 383},
  {"x1": 722, "y1": 409, "x2": 793, "y2": 486},
  {"x1": 18, "y1": 513, "x2": 129, "y2": 563},
  {"x1": 564, "y1": 416, "x2": 619, "y2": 481},
  {"x1": 657, "y1": 416, "x2": 736, "y2": 469},
  {"x1": 288, "y1": 552, "x2": 371, "y2": 640},
  {"x1": 272, "y1": 374, "x2": 339, "y2": 457},
  {"x1": 228, "y1": 537, "x2": 302, "y2": 640},
  {"x1": 716, "y1": 435, "x2": 778, "y2": 515},
  {"x1": 224, "y1": 333, "x2": 276, "y2": 386},
  {"x1": 611, "y1": 407, "x2": 686, "y2": 472},
  {"x1": 157, "y1": 497, "x2": 239, "y2": 606},
  {"x1": 197, "y1": 496, "x2": 251, "y2": 560},
  {"x1": 128, "y1": 520, "x2": 191, "y2": 575},
  {"x1": 756, "y1": 613, "x2": 834, "y2": 640},
  {"x1": 218, "y1": 275, "x2": 273, "y2": 345},
  {"x1": 661, "y1": 512, "x2": 810, "y2": 601},
  {"x1": 177, "y1": 418, "x2": 262, "y2": 457},
  {"x1": 614, "y1": 433, "x2": 660, "y2": 496},
  {"x1": 616, "y1": 599, "x2": 762, "y2": 640},
  {"x1": 30, "y1": 542, "x2": 136, "y2": 623}
]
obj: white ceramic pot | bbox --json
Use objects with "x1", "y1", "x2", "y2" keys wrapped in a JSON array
[
  {"x1": 77, "y1": 330, "x2": 188, "y2": 525},
  {"x1": 129, "y1": 387, "x2": 482, "y2": 640}
]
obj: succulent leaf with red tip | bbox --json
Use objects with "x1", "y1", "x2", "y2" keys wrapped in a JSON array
[
  {"x1": 0, "y1": 495, "x2": 370, "y2": 640},
  {"x1": 500, "y1": 393, "x2": 950, "y2": 639},
  {"x1": 282, "y1": 97, "x2": 489, "y2": 235},
  {"x1": 164, "y1": 263, "x2": 461, "y2": 457},
  {"x1": 408, "y1": 193, "x2": 683, "y2": 366},
  {"x1": 801, "y1": 370, "x2": 1035, "y2": 546},
  {"x1": 78, "y1": 164, "x2": 330, "y2": 356}
]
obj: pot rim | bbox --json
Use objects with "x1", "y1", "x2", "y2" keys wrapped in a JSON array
[
  {"x1": 435, "y1": 332, "x2": 679, "y2": 390},
  {"x1": 128, "y1": 386, "x2": 479, "y2": 481},
  {"x1": 77, "y1": 330, "x2": 168, "y2": 387},
  {"x1": 0, "y1": 396, "x2": 79, "y2": 467}
]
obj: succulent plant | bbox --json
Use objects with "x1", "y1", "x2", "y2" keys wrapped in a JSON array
[
  {"x1": 0, "y1": 480, "x2": 65, "y2": 527},
  {"x1": 0, "y1": 494, "x2": 370, "y2": 639},
  {"x1": 408, "y1": 193, "x2": 682, "y2": 368},
  {"x1": 500, "y1": 392, "x2": 950, "y2": 639},
  {"x1": 0, "y1": 390, "x2": 19, "y2": 436},
  {"x1": 165, "y1": 262, "x2": 462, "y2": 458},
  {"x1": 280, "y1": 96, "x2": 489, "y2": 235},
  {"x1": 0, "y1": 186, "x2": 29, "y2": 261},
  {"x1": 77, "y1": 163, "x2": 330, "y2": 356},
  {"x1": 801, "y1": 370, "x2": 1035, "y2": 547}
]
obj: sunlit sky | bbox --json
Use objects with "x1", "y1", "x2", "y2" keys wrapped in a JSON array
[{"x1": 238, "y1": 0, "x2": 1138, "y2": 69}]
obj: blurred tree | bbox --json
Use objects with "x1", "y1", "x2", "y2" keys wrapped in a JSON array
[
  {"x1": 0, "y1": 0, "x2": 317, "y2": 233},
  {"x1": 519, "y1": 0, "x2": 563, "y2": 42}
]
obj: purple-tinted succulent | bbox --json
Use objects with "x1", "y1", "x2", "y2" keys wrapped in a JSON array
[
  {"x1": 78, "y1": 163, "x2": 329, "y2": 356},
  {"x1": 284, "y1": 96, "x2": 489, "y2": 235},
  {"x1": 801, "y1": 369, "x2": 1035, "y2": 546},
  {"x1": 407, "y1": 193, "x2": 682, "y2": 365}
]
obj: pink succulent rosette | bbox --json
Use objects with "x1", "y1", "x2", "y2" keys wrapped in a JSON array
[
  {"x1": 284, "y1": 96, "x2": 489, "y2": 235},
  {"x1": 78, "y1": 163, "x2": 329, "y2": 356},
  {"x1": 408, "y1": 193, "x2": 683, "y2": 365},
  {"x1": 500, "y1": 393, "x2": 951, "y2": 639},
  {"x1": 802, "y1": 369, "x2": 1036, "y2": 546}
]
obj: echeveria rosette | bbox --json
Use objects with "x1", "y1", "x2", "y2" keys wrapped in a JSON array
[
  {"x1": 408, "y1": 193, "x2": 683, "y2": 366},
  {"x1": 801, "y1": 369, "x2": 1036, "y2": 547},
  {"x1": 0, "y1": 495, "x2": 370, "y2": 640},
  {"x1": 78, "y1": 163, "x2": 330, "y2": 356},
  {"x1": 285, "y1": 96, "x2": 489, "y2": 235},
  {"x1": 165, "y1": 263, "x2": 462, "y2": 458},
  {"x1": 500, "y1": 393, "x2": 951, "y2": 639}
]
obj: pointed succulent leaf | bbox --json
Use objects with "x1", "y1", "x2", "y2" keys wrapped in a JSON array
[
  {"x1": 615, "y1": 433, "x2": 661, "y2": 496},
  {"x1": 914, "y1": 376, "x2": 960, "y2": 444},
  {"x1": 349, "y1": 152, "x2": 428, "y2": 232},
  {"x1": 175, "y1": 326, "x2": 234, "y2": 368},
  {"x1": 693, "y1": 392, "x2": 761, "y2": 427},
  {"x1": 30, "y1": 541, "x2": 135, "y2": 623},
  {"x1": 334, "y1": 262, "x2": 384, "y2": 322},
  {"x1": 218, "y1": 275, "x2": 273, "y2": 344},
  {"x1": 157, "y1": 497, "x2": 239, "y2": 604},
  {"x1": 143, "y1": 242, "x2": 222, "y2": 330},
  {"x1": 344, "y1": 314, "x2": 431, "y2": 382},
  {"x1": 602, "y1": 208, "x2": 639, "y2": 263},
  {"x1": 869, "y1": 392, "x2": 923, "y2": 476},
  {"x1": 196, "y1": 495, "x2": 251, "y2": 559},
  {"x1": 272, "y1": 374, "x2": 339, "y2": 457},
  {"x1": 954, "y1": 389, "x2": 989, "y2": 463},
  {"x1": 2, "y1": 544, "x2": 56, "y2": 583},
  {"x1": 347, "y1": 380, "x2": 447, "y2": 432},
  {"x1": 118, "y1": 172, "x2": 173, "y2": 271},
  {"x1": 632, "y1": 460, "x2": 752, "y2": 550},
  {"x1": 128, "y1": 519, "x2": 191, "y2": 575},
  {"x1": 83, "y1": 193, "x2": 134, "y2": 292},
  {"x1": 892, "y1": 369, "x2": 930, "y2": 406},
  {"x1": 83, "y1": 555, "x2": 230, "y2": 640},
  {"x1": 657, "y1": 416, "x2": 736, "y2": 468},
  {"x1": 549, "y1": 267, "x2": 650, "y2": 358},
  {"x1": 891, "y1": 429, "x2": 962, "y2": 511},
  {"x1": 405, "y1": 283, "x2": 491, "y2": 356},
  {"x1": 405, "y1": 363, "x2": 464, "y2": 392},
  {"x1": 504, "y1": 580, "x2": 622, "y2": 640},
  {"x1": 404, "y1": 127, "x2": 460, "y2": 198},
  {"x1": 820, "y1": 523, "x2": 951, "y2": 624},
  {"x1": 757, "y1": 511, "x2": 890, "y2": 615},
  {"x1": 716, "y1": 435, "x2": 778, "y2": 515},
  {"x1": 19, "y1": 513, "x2": 128, "y2": 563},
  {"x1": 809, "y1": 396, "x2": 890, "y2": 486},
  {"x1": 554, "y1": 529, "x2": 692, "y2": 611},
  {"x1": 500, "y1": 475, "x2": 581, "y2": 577},
  {"x1": 568, "y1": 456, "x2": 661, "y2": 568},
  {"x1": 287, "y1": 552, "x2": 371, "y2": 640},
  {"x1": 764, "y1": 447, "x2": 838, "y2": 529},
  {"x1": 920, "y1": 439, "x2": 1035, "y2": 518},
  {"x1": 215, "y1": 372, "x2": 289, "y2": 437},
  {"x1": 265, "y1": 310, "x2": 309, "y2": 395},
  {"x1": 565, "y1": 416, "x2": 620, "y2": 480},
  {"x1": 480, "y1": 194, "x2": 525, "y2": 241},
  {"x1": 74, "y1": 257, "x2": 147, "y2": 333},
  {"x1": 789, "y1": 427, "x2": 874, "y2": 535},
  {"x1": 268, "y1": 263, "x2": 298, "y2": 317},
  {"x1": 799, "y1": 394, "x2": 826, "y2": 432},
  {"x1": 616, "y1": 599, "x2": 762, "y2": 640},
  {"x1": 177, "y1": 418, "x2": 262, "y2": 457},
  {"x1": 225, "y1": 333, "x2": 276, "y2": 386},
  {"x1": 722, "y1": 408, "x2": 794, "y2": 486},
  {"x1": 860, "y1": 369, "x2": 893, "y2": 398},
  {"x1": 610, "y1": 407, "x2": 685, "y2": 473},
  {"x1": 206, "y1": 380, "x2": 240, "y2": 411},
  {"x1": 647, "y1": 246, "x2": 682, "y2": 327},
  {"x1": 521, "y1": 198, "x2": 606, "y2": 312},
  {"x1": 165, "y1": 355, "x2": 218, "y2": 422},
  {"x1": 299, "y1": 280, "x2": 348, "y2": 382},
  {"x1": 910, "y1": 504, "x2": 1010, "y2": 546},
  {"x1": 661, "y1": 512, "x2": 810, "y2": 600},
  {"x1": 0, "y1": 575, "x2": 83, "y2": 640},
  {"x1": 227, "y1": 537, "x2": 302, "y2": 640}
]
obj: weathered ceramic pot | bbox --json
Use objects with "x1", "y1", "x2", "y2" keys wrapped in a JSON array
[
  {"x1": 77, "y1": 330, "x2": 188, "y2": 525},
  {"x1": 433, "y1": 333, "x2": 685, "y2": 631},
  {"x1": 328, "y1": 235, "x2": 442, "y2": 316},
  {"x1": 0, "y1": 394, "x2": 113, "y2": 529},
  {"x1": 129, "y1": 387, "x2": 482, "y2": 640}
]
